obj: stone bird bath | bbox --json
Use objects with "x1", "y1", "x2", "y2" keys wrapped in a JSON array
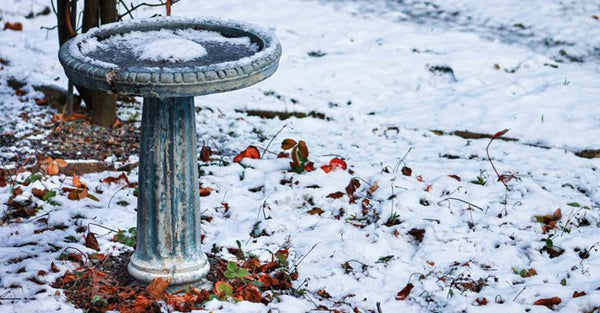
[{"x1": 59, "y1": 17, "x2": 281, "y2": 286}]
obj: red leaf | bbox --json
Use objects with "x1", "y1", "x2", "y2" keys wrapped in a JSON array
[
  {"x1": 234, "y1": 146, "x2": 261, "y2": 162},
  {"x1": 475, "y1": 297, "x2": 488, "y2": 306},
  {"x1": 199, "y1": 187, "x2": 213, "y2": 197},
  {"x1": 320, "y1": 165, "x2": 331, "y2": 173},
  {"x1": 396, "y1": 283, "x2": 414, "y2": 300},
  {"x1": 238, "y1": 284, "x2": 262, "y2": 303},
  {"x1": 304, "y1": 162, "x2": 315, "y2": 172},
  {"x1": 533, "y1": 297, "x2": 561, "y2": 309},
  {"x1": 329, "y1": 158, "x2": 347, "y2": 171},
  {"x1": 492, "y1": 128, "x2": 510, "y2": 139}
]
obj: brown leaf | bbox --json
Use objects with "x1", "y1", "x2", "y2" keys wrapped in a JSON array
[
  {"x1": 317, "y1": 289, "x2": 332, "y2": 299},
  {"x1": 297, "y1": 140, "x2": 309, "y2": 158},
  {"x1": 345, "y1": 178, "x2": 360, "y2": 195},
  {"x1": 85, "y1": 232, "x2": 100, "y2": 251},
  {"x1": 12, "y1": 186, "x2": 23, "y2": 197},
  {"x1": 50, "y1": 262, "x2": 59, "y2": 273},
  {"x1": 54, "y1": 159, "x2": 68, "y2": 167},
  {"x1": 401, "y1": 166, "x2": 412, "y2": 176},
  {"x1": 475, "y1": 297, "x2": 488, "y2": 306},
  {"x1": 416, "y1": 175, "x2": 424, "y2": 182},
  {"x1": 4, "y1": 22, "x2": 23, "y2": 31},
  {"x1": 327, "y1": 191, "x2": 345, "y2": 199},
  {"x1": 448, "y1": 174, "x2": 461, "y2": 181},
  {"x1": 396, "y1": 283, "x2": 414, "y2": 300},
  {"x1": 32, "y1": 188, "x2": 47, "y2": 199},
  {"x1": 47, "y1": 162, "x2": 59, "y2": 176},
  {"x1": 533, "y1": 297, "x2": 561, "y2": 309},
  {"x1": 200, "y1": 145, "x2": 212, "y2": 162},
  {"x1": 281, "y1": 138, "x2": 297, "y2": 150},
  {"x1": 573, "y1": 291, "x2": 586, "y2": 298},
  {"x1": 408, "y1": 228, "x2": 425, "y2": 243},
  {"x1": 307, "y1": 207, "x2": 325, "y2": 215},
  {"x1": 147, "y1": 277, "x2": 171, "y2": 300},
  {"x1": 239, "y1": 284, "x2": 262, "y2": 303}
]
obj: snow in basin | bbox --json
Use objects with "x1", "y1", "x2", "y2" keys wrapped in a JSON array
[
  {"x1": 78, "y1": 28, "x2": 256, "y2": 63},
  {"x1": 134, "y1": 37, "x2": 207, "y2": 62}
]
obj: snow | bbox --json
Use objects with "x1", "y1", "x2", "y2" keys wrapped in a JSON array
[
  {"x1": 1, "y1": 0, "x2": 600, "y2": 312},
  {"x1": 78, "y1": 28, "x2": 257, "y2": 63},
  {"x1": 134, "y1": 37, "x2": 208, "y2": 62}
]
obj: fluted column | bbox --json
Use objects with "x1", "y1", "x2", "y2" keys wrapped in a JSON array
[{"x1": 128, "y1": 96, "x2": 209, "y2": 285}]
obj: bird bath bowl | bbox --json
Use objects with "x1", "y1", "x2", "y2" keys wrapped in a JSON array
[{"x1": 59, "y1": 17, "x2": 281, "y2": 286}]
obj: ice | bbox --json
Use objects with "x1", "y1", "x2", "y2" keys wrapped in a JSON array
[{"x1": 134, "y1": 38, "x2": 207, "y2": 62}]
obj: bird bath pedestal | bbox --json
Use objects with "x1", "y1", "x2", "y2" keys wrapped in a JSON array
[{"x1": 59, "y1": 17, "x2": 281, "y2": 286}]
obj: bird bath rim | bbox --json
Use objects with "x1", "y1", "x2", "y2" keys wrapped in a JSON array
[{"x1": 58, "y1": 16, "x2": 282, "y2": 98}]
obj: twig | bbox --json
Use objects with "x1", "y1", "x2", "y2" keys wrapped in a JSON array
[
  {"x1": 513, "y1": 286, "x2": 528, "y2": 301},
  {"x1": 107, "y1": 185, "x2": 128, "y2": 208},
  {"x1": 393, "y1": 147, "x2": 414, "y2": 173},
  {"x1": 118, "y1": 0, "x2": 181, "y2": 19},
  {"x1": 376, "y1": 302, "x2": 383, "y2": 313},
  {"x1": 437, "y1": 197, "x2": 484, "y2": 211},
  {"x1": 486, "y1": 129, "x2": 510, "y2": 191},
  {"x1": 260, "y1": 123, "x2": 288, "y2": 159},
  {"x1": 292, "y1": 242, "x2": 320, "y2": 272}
]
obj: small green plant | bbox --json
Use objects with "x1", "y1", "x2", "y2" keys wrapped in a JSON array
[
  {"x1": 280, "y1": 139, "x2": 313, "y2": 173},
  {"x1": 470, "y1": 175, "x2": 486, "y2": 186},
  {"x1": 43, "y1": 190, "x2": 59, "y2": 206},
  {"x1": 224, "y1": 261, "x2": 249, "y2": 279},
  {"x1": 541, "y1": 234, "x2": 555, "y2": 249},
  {"x1": 24, "y1": 173, "x2": 43, "y2": 185},
  {"x1": 114, "y1": 227, "x2": 137, "y2": 247}
]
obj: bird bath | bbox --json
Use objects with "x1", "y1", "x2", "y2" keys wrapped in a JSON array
[{"x1": 59, "y1": 17, "x2": 281, "y2": 286}]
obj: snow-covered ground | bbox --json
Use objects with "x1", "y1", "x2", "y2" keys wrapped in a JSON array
[{"x1": 1, "y1": 0, "x2": 599, "y2": 312}]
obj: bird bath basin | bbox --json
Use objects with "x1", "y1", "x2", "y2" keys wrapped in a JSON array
[{"x1": 59, "y1": 17, "x2": 281, "y2": 286}]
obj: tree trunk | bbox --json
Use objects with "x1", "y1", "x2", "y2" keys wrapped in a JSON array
[{"x1": 57, "y1": 0, "x2": 118, "y2": 127}]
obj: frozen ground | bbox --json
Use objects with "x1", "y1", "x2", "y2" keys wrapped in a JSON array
[{"x1": 0, "y1": 0, "x2": 599, "y2": 312}]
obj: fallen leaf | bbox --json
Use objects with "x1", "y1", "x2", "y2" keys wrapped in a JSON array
[
  {"x1": 573, "y1": 291, "x2": 586, "y2": 298},
  {"x1": 147, "y1": 277, "x2": 171, "y2": 299},
  {"x1": 73, "y1": 174, "x2": 84, "y2": 188},
  {"x1": 85, "y1": 232, "x2": 100, "y2": 251},
  {"x1": 345, "y1": 178, "x2": 360, "y2": 195},
  {"x1": 327, "y1": 191, "x2": 345, "y2": 199},
  {"x1": 4, "y1": 22, "x2": 23, "y2": 31},
  {"x1": 200, "y1": 145, "x2": 212, "y2": 162},
  {"x1": 215, "y1": 281, "x2": 233, "y2": 297},
  {"x1": 307, "y1": 207, "x2": 324, "y2": 215},
  {"x1": 533, "y1": 297, "x2": 561, "y2": 309},
  {"x1": 199, "y1": 187, "x2": 213, "y2": 197},
  {"x1": 233, "y1": 145, "x2": 261, "y2": 162},
  {"x1": 297, "y1": 140, "x2": 309, "y2": 158},
  {"x1": 329, "y1": 157, "x2": 347, "y2": 171},
  {"x1": 54, "y1": 159, "x2": 67, "y2": 167},
  {"x1": 317, "y1": 289, "x2": 332, "y2": 299},
  {"x1": 396, "y1": 283, "x2": 414, "y2": 300},
  {"x1": 401, "y1": 166, "x2": 412, "y2": 176},
  {"x1": 47, "y1": 162, "x2": 59, "y2": 175},
  {"x1": 239, "y1": 284, "x2": 262, "y2": 303},
  {"x1": 448, "y1": 174, "x2": 461, "y2": 181},
  {"x1": 416, "y1": 175, "x2": 424, "y2": 182},
  {"x1": 32, "y1": 188, "x2": 47, "y2": 199},
  {"x1": 408, "y1": 228, "x2": 425, "y2": 243},
  {"x1": 475, "y1": 297, "x2": 488, "y2": 306}
]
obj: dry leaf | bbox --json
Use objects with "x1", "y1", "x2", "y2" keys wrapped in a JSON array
[
  {"x1": 401, "y1": 166, "x2": 412, "y2": 176},
  {"x1": 307, "y1": 207, "x2": 324, "y2": 215},
  {"x1": 47, "y1": 162, "x2": 59, "y2": 175},
  {"x1": 147, "y1": 277, "x2": 171, "y2": 299},
  {"x1": 327, "y1": 191, "x2": 345, "y2": 199},
  {"x1": 396, "y1": 283, "x2": 414, "y2": 300},
  {"x1": 533, "y1": 297, "x2": 561, "y2": 309},
  {"x1": 85, "y1": 232, "x2": 100, "y2": 251}
]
